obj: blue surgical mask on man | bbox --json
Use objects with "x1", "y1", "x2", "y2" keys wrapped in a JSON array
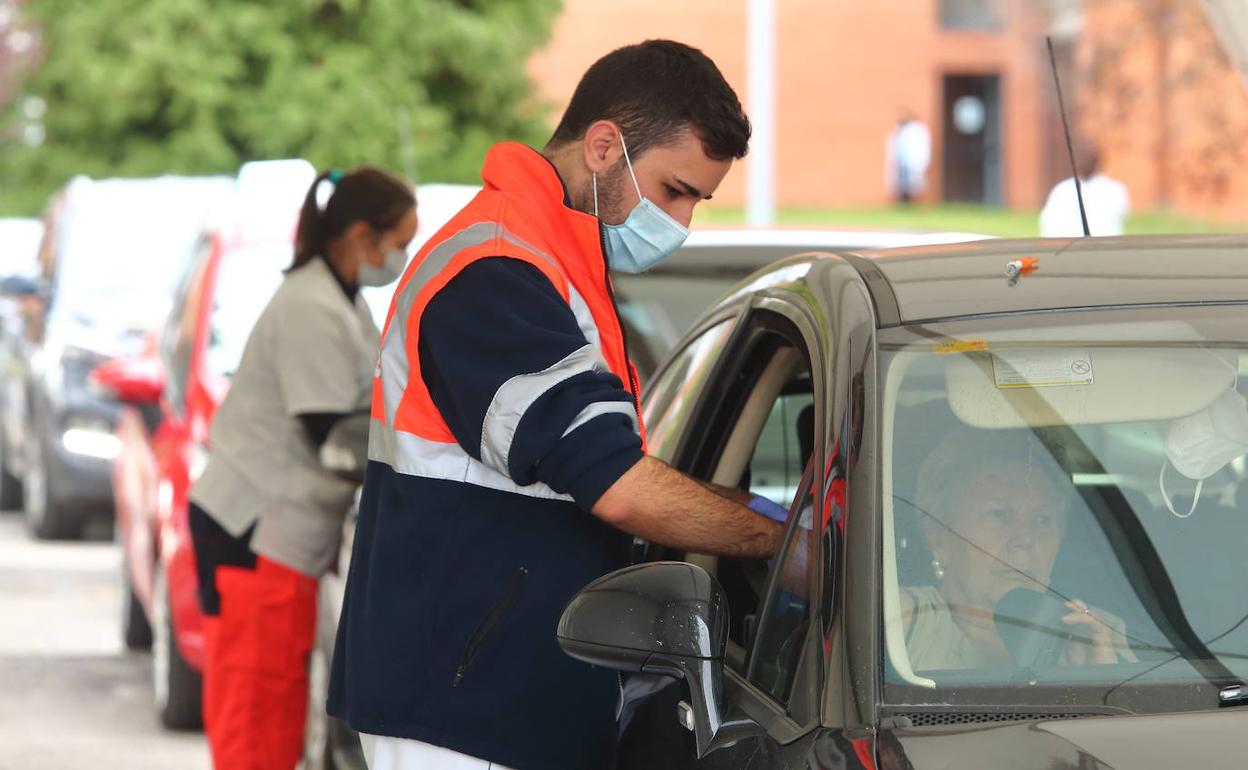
[{"x1": 593, "y1": 133, "x2": 691, "y2": 273}]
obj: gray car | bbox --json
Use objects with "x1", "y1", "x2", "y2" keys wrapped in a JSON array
[{"x1": 560, "y1": 234, "x2": 1248, "y2": 768}]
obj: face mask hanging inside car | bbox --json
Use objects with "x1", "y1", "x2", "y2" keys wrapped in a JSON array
[{"x1": 1160, "y1": 385, "x2": 1248, "y2": 518}]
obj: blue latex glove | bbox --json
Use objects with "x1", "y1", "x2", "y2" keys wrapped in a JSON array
[{"x1": 748, "y1": 494, "x2": 789, "y2": 524}]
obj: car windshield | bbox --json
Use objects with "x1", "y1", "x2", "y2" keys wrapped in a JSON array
[
  {"x1": 205, "y1": 243, "x2": 291, "y2": 379},
  {"x1": 880, "y1": 307, "x2": 1248, "y2": 715},
  {"x1": 52, "y1": 179, "x2": 227, "y2": 334}
]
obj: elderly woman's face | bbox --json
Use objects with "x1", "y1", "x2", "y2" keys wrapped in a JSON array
[{"x1": 929, "y1": 461, "x2": 1066, "y2": 613}]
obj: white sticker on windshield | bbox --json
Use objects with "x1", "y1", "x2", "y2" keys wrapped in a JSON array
[{"x1": 991, "y1": 349, "x2": 1094, "y2": 388}]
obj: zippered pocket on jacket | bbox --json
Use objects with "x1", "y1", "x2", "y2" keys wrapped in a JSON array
[{"x1": 452, "y1": 567, "x2": 528, "y2": 687}]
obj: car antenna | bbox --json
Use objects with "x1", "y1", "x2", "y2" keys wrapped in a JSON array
[{"x1": 1046, "y1": 35, "x2": 1090, "y2": 237}]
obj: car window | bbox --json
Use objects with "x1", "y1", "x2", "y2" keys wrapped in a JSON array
[
  {"x1": 160, "y1": 238, "x2": 212, "y2": 414},
  {"x1": 51, "y1": 178, "x2": 227, "y2": 332},
  {"x1": 746, "y1": 381, "x2": 815, "y2": 505},
  {"x1": 641, "y1": 318, "x2": 736, "y2": 461},
  {"x1": 879, "y1": 309, "x2": 1248, "y2": 715},
  {"x1": 205, "y1": 243, "x2": 289, "y2": 380},
  {"x1": 744, "y1": 374, "x2": 818, "y2": 706},
  {"x1": 669, "y1": 311, "x2": 821, "y2": 702}
]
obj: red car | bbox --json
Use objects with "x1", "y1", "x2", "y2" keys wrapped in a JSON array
[
  {"x1": 97, "y1": 179, "x2": 479, "y2": 736},
  {"x1": 95, "y1": 219, "x2": 296, "y2": 728}
]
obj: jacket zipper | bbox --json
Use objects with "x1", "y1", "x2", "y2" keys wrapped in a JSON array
[
  {"x1": 598, "y1": 227, "x2": 643, "y2": 424},
  {"x1": 452, "y1": 567, "x2": 528, "y2": 687}
]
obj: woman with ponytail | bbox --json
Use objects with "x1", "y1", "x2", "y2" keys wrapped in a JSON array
[{"x1": 187, "y1": 166, "x2": 416, "y2": 769}]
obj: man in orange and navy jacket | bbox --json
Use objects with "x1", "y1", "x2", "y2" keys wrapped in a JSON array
[{"x1": 328, "y1": 40, "x2": 789, "y2": 770}]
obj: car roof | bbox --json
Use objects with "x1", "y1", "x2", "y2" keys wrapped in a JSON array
[
  {"x1": 654, "y1": 228, "x2": 991, "y2": 276},
  {"x1": 839, "y1": 234, "x2": 1248, "y2": 325}
]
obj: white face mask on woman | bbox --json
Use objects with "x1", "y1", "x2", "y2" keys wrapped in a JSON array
[{"x1": 358, "y1": 247, "x2": 408, "y2": 287}]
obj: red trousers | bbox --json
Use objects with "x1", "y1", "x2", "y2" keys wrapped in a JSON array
[{"x1": 201, "y1": 556, "x2": 318, "y2": 770}]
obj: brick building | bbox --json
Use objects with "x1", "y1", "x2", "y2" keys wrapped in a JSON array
[{"x1": 529, "y1": 0, "x2": 1248, "y2": 221}]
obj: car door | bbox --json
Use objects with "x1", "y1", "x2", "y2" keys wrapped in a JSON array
[
  {"x1": 153, "y1": 241, "x2": 211, "y2": 542},
  {"x1": 622, "y1": 300, "x2": 860, "y2": 770}
]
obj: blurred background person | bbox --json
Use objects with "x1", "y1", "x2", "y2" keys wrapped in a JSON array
[
  {"x1": 187, "y1": 167, "x2": 417, "y2": 770},
  {"x1": 1040, "y1": 144, "x2": 1131, "y2": 237},
  {"x1": 884, "y1": 111, "x2": 931, "y2": 204}
]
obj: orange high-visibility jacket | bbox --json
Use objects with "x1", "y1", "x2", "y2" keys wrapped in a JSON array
[{"x1": 330, "y1": 142, "x2": 650, "y2": 770}]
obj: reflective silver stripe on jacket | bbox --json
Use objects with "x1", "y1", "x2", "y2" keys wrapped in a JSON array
[
  {"x1": 371, "y1": 218, "x2": 632, "y2": 500},
  {"x1": 562, "y1": 401, "x2": 638, "y2": 439},
  {"x1": 368, "y1": 419, "x2": 574, "y2": 502},
  {"x1": 378, "y1": 220, "x2": 599, "y2": 427},
  {"x1": 479, "y1": 344, "x2": 609, "y2": 475}
]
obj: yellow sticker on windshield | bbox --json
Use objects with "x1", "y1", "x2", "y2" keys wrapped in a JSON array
[{"x1": 932, "y1": 339, "x2": 988, "y2": 355}]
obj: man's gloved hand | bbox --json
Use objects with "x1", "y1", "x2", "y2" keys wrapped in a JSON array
[{"x1": 748, "y1": 495, "x2": 789, "y2": 524}]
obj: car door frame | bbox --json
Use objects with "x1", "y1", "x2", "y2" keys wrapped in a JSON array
[
  {"x1": 663, "y1": 286, "x2": 837, "y2": 757},
  {"x1": 810, "y1": 255, "x2": 884, "y2": 756},
  {"x1": 636, "y1": 255, "x2": 885, "y2": 766}
]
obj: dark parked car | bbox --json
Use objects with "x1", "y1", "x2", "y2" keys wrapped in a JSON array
[
  {"x1": 560, "y1": 234, "x2": 1248, "y2": 768},
  {"x1": 0, "y1": 217, "x2": 43, "y2": 510},
  {"x1": 3, "y1": 174, "x2": 232, "y2": 538}
]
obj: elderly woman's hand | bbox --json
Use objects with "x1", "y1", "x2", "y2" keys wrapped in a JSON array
[{"x1": 1060, "y1": 599, "x2": 1138, "y2": 665}]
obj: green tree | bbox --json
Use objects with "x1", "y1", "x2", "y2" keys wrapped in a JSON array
[{"x1": 1, "y1": 0, "x2": 561, "y2": 214}]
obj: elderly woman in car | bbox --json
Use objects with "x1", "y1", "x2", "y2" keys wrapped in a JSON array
[{"x1": 899, "y1": 427, "x2": 1136, "y2": 670}]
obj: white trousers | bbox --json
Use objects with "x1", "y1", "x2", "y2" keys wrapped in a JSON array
[{"x1": 360, "y1": 733, "x2": 516, "y2": 770}]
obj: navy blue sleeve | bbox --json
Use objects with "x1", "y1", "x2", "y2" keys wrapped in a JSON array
[
  {"x1": 418, "y1": 257, "x2": 643, "y2": 509},
  {"x1": 298, "y1": 412, "x2": 350, "y2": 449}
]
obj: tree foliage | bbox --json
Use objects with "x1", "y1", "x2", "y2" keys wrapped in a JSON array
[{"x1": 1, "y1": 0, "x2": 561, "y2": 214}]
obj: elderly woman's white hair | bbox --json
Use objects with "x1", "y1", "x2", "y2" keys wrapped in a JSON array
[{"x1": 915, "y1": 426, "x2": 1071, "y2": 527}]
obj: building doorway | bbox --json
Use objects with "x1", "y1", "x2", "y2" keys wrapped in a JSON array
[{"x1": 942, "y1": 74, "x2": 1002, "y2": 204}]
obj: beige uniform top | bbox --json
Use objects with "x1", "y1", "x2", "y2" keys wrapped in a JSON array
[{"x1": 191, "y1": 258, "x2": 380, "y2": 576}]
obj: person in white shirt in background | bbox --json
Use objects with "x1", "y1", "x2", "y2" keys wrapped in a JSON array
[
  {"x1": 885, "y1": 112, "x2": 931, "y2": 204},
  {"x1": 1040, "y1": 144, "x2": 1131, "y2": 237}
]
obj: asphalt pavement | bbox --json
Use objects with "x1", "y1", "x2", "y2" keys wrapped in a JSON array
[{"x1": 0, "y1": 513, "x2": 211, "y2": 769}]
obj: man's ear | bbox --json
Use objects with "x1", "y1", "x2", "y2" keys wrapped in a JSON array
[{"x1": 582, "y1": 120, "x2": 622, "y2": 175}]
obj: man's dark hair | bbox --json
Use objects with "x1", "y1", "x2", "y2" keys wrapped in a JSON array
[{"x1": 547, "y1": 39, "x2": 750, "y2": 161}]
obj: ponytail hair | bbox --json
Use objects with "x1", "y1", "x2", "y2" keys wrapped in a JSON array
[{"x1": 291, "y1": 165, "x2": 415, "y2": 270}]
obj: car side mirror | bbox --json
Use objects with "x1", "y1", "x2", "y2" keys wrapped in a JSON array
[
  {"x1": 557, "y1": 561, "x2": 759, "y2": 757},
  {"x1": 90, "y1": 357, "x2": 165, "y2": 405}
]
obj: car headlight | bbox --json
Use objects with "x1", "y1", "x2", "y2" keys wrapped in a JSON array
[{"x1": 61, "y1": 416, "x2": 120, "y2": 460}]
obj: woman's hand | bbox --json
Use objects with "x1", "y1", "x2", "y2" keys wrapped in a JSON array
[{"x1": 1060, "y1": 598, "x2": 1138, "y2": 665}]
